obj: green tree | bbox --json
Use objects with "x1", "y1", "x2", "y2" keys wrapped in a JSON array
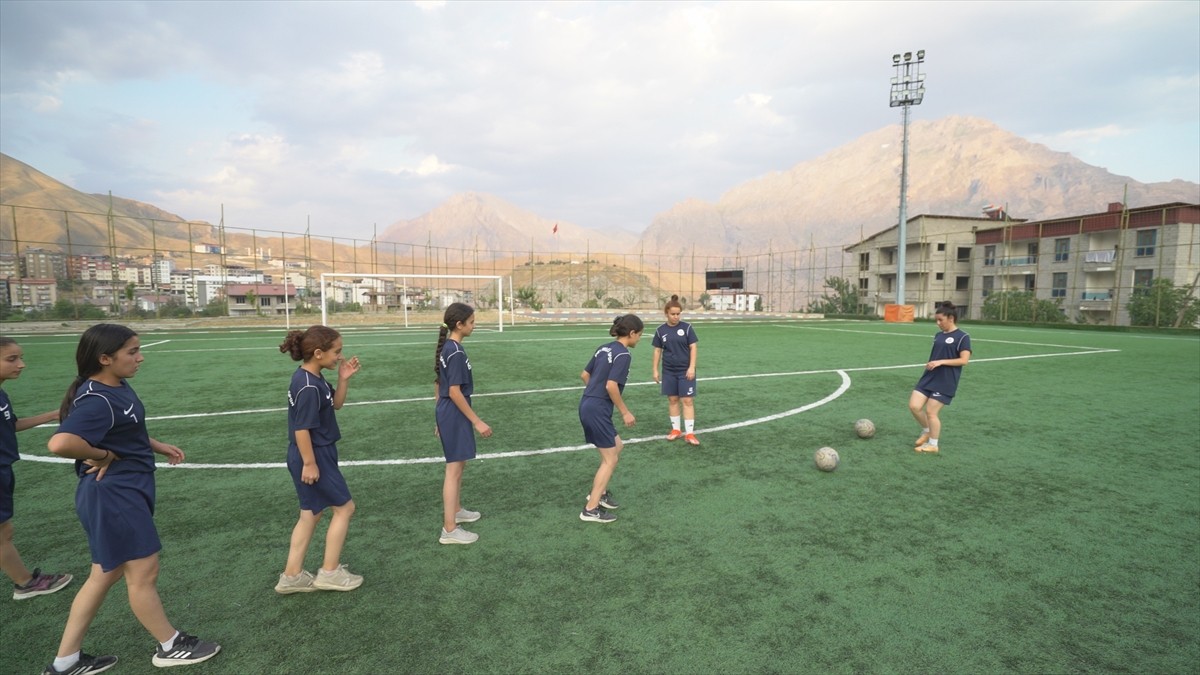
[
  {"x1": 244, "y1": 289, "x2": 258, "y2": 316},
  {"x1": 806, "y1": 277, "x2": 863, "y2": 314},
  {"x1": 200, "y1": 299, "x2": 228, "y2": 317},
  {"x1": 981, "y1": 291, "x2": 1066, "y2": 323},
  {"x1": 604, "y1": 297, "x2": 624, "y2": 309},
  {"x1": 1127, "y1": 278, "x2": 1200, "y2": 327},
  {"x1": 698, "y1": 292, "x2": 711, "y2": 309},
  {"x1": 516, "y1": 286, "x2": 543, "y2": 311},
  {"x1": 754, "y1": 296, "x2": 763, "y2": 311}
]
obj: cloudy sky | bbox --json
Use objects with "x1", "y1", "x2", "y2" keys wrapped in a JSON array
[{"x1": 1, "y1": 0, "x2": 1197, "y2": 241}]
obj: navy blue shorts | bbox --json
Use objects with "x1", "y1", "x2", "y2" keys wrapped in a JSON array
[
  {"x1": 913, "y1": 386, "x2": 954, "y2": 406},
  {"x1": 75, "y1": 471, "x2": 161, "y2": 572},
  {"x1": 661, "y1": 372, "x2": 697, "y2": 398},
  {"x1": 0, "y1": 464, "x2": 14, "y2": 523},
  {"x1": 579, "y1": 397, "x2": 618, "y2": 448},
  {"x1": 288, "y1": 443, "x2": 352, "y2": 514},
  {"x1": 436, "y1": 399, "x2": 477, "y2": 463}
]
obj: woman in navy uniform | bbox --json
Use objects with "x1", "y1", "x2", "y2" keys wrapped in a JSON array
[
  {"x1": 435, "y1": 303, "x2": 491, "y2": 545},
  {"x1": 44, "y1": 324, "x2": 220, "y2": 674},
  {"x1": 909, "y1": 302, "x2": 972, "y2": 454},
  {"x1": 651, "y1": 295, "x2": 700, "y2": 445},
  {"x1": 579, "y1": 314, "x2": 644, "y2": 523}
]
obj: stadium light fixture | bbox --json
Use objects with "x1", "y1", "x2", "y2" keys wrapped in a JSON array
[{"x1": 889, "y1": 48, "x2": 926, "y2": 307}]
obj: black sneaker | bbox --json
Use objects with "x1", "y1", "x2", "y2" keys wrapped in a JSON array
[
  {"x1": 42, "y1": 653, "x2": 118, "y2": 675},
  {"x1": 580, "y1": 507, "x2": 617, "y2": 523},
  {"x1": 151, "y1": 632, "x2": 221, "y2": 668},
  {"x1": 598, "y1": 490, "x2": 620, "y2": 510}
]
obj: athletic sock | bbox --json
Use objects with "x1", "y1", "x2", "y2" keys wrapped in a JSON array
[
  {"x1": 922, "y1": 427, "x2": 930, "y2": 434},
  {"x1": 53, "y1": 653, "x2": 81, "y2": 672},
  {"x1": 670, "y1": 416, "x2": 681, "y2": 431},
  {"x1": 685, "y1": 419, "x2": 694, "y2": 434},
  {"x1": 161, "y1": 630, "x2": 180, "y2": 652},
  {"x1": 928, "y1": 439, "x2": 939, "y2": 447}
]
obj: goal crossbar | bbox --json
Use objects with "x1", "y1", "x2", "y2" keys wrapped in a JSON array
[{"x1": 319, "y1": 273, "x2": 506, "y2": 331}]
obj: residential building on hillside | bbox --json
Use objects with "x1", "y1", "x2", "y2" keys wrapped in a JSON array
[
  {"x1": 8, "y1": 278, "x2": 57, "y2": 309},
  {"x1": 972, "y1": 202, "x2": 1200, "y2": 325},
  {"x1": 22, "y1": 248, "x2": 67, "y2": 279},
  {"x1": 845, "y1": 211, "x2": 1024, "y2": 319},
  {"x1": 226, "y1": 283, "x2": 298, "y2": 317}
]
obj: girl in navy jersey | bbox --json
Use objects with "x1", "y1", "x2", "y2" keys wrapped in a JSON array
[
  {"x1": 909, "y1": 302, "x2": 972, "y2": 454},
  {"x1": 275, "y1": 325, "x2": 363, "y2": 594},
  {"x1": 43, "y1": 324, "x2": 220, "y2": 674},
  {"x1": 1, "y1": 337, "x2": 72, "y2": 601},
  {"x1": 579, "y1": 314, "x2": 644, "y2": 523},
  {"x1": 651, "y1": 295, "x2": 700, "y2": 445},
  {"x1": 434, "y1": 303, "x2": 491, "y2": 545}
]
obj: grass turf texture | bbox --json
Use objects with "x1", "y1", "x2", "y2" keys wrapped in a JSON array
[{"x1": 2, "y1": 320, "x2": 1198, "y2": 674}]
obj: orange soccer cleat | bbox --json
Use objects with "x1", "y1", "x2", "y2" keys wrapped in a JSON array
[
  {"x1": 684, "y1": 434, "x2": 700, "y2": 446},
  {"x1": 666, "y1": 429, "x2": 684, "y2": 441}
]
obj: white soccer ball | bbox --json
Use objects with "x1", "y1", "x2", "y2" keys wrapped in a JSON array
[
  {"x1": 854, "y1": 419, "x2": 876, "y2": 439},
  {"x1": 814, "y1": 446, "x2": 840, "y2": 472}
]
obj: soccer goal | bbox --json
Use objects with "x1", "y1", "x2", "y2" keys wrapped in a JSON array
[{"x1": 318, "y1": 273, "x2": 507, "y2": 331}]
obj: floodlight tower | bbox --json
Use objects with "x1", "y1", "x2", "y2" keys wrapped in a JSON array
[{"x1": 889, "y1": 49, "x2": 925, "y2": 306}]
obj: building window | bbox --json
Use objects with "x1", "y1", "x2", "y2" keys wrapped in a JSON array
[
  {"x1": 982, "y1": 276, "x2": 994, "y2": 297},
  {"x1": 1027, "y1": 242, "x2": 1039, "y2": 261},
  {"x1": 1054, "y1": 238, "x2": 1069, "y2": 262},
  {"x1": 883, "y1": 249, "x2": 895, "y2": 265},
  {"x1": 935, "y1": 272, "x2": 944, "y2": 281},
  {"x1": 957, "y1": 247, "x2": 971, "y2": 262},
  {"x1": 858, "y1": 277, "x2": 869, "y2": 293},
  {"x1": 984, "y1": 245, "x2": 996, "y2": 266},
  {"x1": 1136, "y1": 229, "x2": 1157, "y2": 256},
  {"x1": 956, "y1": 276, "x2": 969, "y2": 291},
  {"x1": 859, "y1": 252, "x2": 870, "y2": 271},
  {"x1": 937, "y1": 243, "x2": 946, "y2": 252},
  {"x1": 260, "y1": 296, "x2": 272, "y2": 307},
  {"x1": 1133, "y1": 269, "x2": 1154, "y2": 293},
  {"x1": 1051, "y1": 272, "x2": 1067, "y2": 298},
  {"x1": 1024, "y1": 275, "x2": 1036, "y2": 291}
]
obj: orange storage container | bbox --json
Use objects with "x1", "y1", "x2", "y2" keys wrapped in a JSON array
[{"x1": 884, "y1": 304, "x2": 914, "y2": 323}]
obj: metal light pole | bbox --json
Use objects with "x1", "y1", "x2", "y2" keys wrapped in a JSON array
[{"x1": 890, "y1": 49, "x2": 926, "y2": 306}]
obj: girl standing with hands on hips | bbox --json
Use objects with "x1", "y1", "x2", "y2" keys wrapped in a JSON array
[
  {"x1": 43, "y1": 324, "x2": 220, "y2": 674},
  {"x1": 651, "y1": 295, "x2": 700, "y2": 445},
  {"x1": 1, "y1": 336, "x2": 72, "y2": 601},
  {"x1": 275, "y1": 325, "x2": 363, "y2": 594},
  {"x1": 434, "y1": 303, "x2": 491, "y2": 545},
  {"x1": 579, "y1": 314, "x2": 643, "y2": 523}
]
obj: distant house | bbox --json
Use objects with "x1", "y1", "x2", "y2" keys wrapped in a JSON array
[
  {"x1": 708, "y1": 289, "x2": 760, "y2": 312},
  {"x1": 226, "y1": 283, "x2": 298, "y2": 317}
]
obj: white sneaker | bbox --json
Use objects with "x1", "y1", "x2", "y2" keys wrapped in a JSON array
[
  {"x1": 439, "y1": 526, "x2": 479, "y2": 544},
  {"x1": 313, "y1": 564, "x2": 363, "y2": 591},
  {"x1": 455, "y1": 508, "x2": 481, "y2": 523},
  {"x1": 274, "y1": 570, "x2": 317, "y2": 594}
]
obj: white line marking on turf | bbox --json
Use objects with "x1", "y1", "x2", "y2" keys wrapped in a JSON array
[
  {"x1": 140, "y1": 340, "x2": 171, "y2": 348},
  {"x1": 20, "y1": 371, "x2": 854, "y2": 468}
]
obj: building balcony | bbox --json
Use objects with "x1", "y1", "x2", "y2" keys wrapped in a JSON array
[{"x1": 998, "y1": 256, "x2": 1038, "y2": 267}]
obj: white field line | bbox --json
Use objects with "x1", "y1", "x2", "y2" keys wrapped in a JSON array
[{"x1": 22, "y1": 371, "x2": 854, "y2": 469}]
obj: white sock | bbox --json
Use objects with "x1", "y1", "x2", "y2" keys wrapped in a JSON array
[
  {"x1": 53, "y1": 653, "x2": 80, "y2": 671},
  {"x1": 670, "y1": 416, "x2": 681, "y2": 431},
  {"x1": 922, "y1": 427, "x2": 930, "y2": 434},
  {"x1": 929, "y1": 439, "x2": 939, "y2": 447},
  {"x1": 685, "y1": 419, "x2": 694, "y2": 434},
  {"x1": 160, "y1": 630, "x2": 180, "y2": 652}
]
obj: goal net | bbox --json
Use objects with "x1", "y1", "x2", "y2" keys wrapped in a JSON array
[{"x1": 319, "y1": 273, "x2": 507, "y2": 331}]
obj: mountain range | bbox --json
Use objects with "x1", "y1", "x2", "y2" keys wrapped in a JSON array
[{"x1": 3, "y1": 115, "x2": 1198, "y2": 267}]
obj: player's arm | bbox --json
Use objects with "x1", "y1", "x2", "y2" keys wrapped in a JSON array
[
  {"x1": 580, "y1": 370, "x2": 591, "y2": 386},
  {"x1": 928, "y1": 349, "x2": 972, "y2": 369},
  {"x1": 651, "y1": 347, "x2": 662, "y2": 383},
  {"x1": 331, "y1": 356, "x2": 361, "y2": 409},
  {"x1": 607, "y1": 380, "x2": 635, "y2": 427},
  {"x1": 686, "y1": 343, "x2": 697, "y2": 380},
  {"x1": 47, "y1": 432, "x2": 117, "y2": 480},
  {"x1": 448, "y1": 384, "x2": 491, "y2": 437},
  {"x1": 149, "y1": 437, "x2": 185, "y2": 465},
  {"x1": 14, "y1": 409, "x2": 59, "y2": 432},
  {"x1": 293, "y1": 428, "x2": 319, "y2": 484}
]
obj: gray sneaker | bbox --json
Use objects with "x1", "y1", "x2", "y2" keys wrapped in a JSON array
[
  {"x1": 580, "y1": 507, "x2": 617, "y2": 523},
  {"x1": 439, "y1": 526, "x2": 479, "y2": 544},
  {"x1": 313, "y1": 564, "x2": 362, "y2": 591},
  {"x1": 455, "y1": 508, "x2": 481, "y2": 523},
  {"x1": 274, "y1": 570, "x2": 316, "y2": 595}
]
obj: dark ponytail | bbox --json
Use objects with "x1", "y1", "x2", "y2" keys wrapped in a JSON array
[
  {"x1": 279, "y1": 325, "x2": 341, "y2": 362},
  {"x1": 609, "y1": 314, "x2": 644, "y2": 338},
  {"x1": 60, "y1": 324, "x2": 137, "y2": 420},
  {"x1": 935, "y1": 301, "x2": 959, "y2": 321}
]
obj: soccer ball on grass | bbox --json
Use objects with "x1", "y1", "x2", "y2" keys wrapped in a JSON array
[
  {"x1": 814, "y1": 446, "x2": 840, "y2": 472},
  {"x1": 854, "y1": 419, "x2": 876, "y2": 439}
]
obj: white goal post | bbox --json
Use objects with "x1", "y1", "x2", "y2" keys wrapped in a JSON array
[{"x1": 319, "y1": 273, "x2": 506, "y2": 331}]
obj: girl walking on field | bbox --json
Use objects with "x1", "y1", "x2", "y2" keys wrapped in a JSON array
[
  {"x1": 434, "y1": 303, "x2": 491, "y2": 545},
  {"x1": 275, "y1": 325, "x2": 364, "y2": 594},
  {"x1": 909, "y1": 302, "x2": 972, "y2": 454},
  {"x1": 579, "y1": 314, "x2": 643, "y2": 523},
  {"x1": 1, "y1": 337, "x2": 72, "y2": 601},
  {"x1": 651, "y1": 295, "x2": 700, "y2": 446},
  {"x1": 44, "y1": 324, "x2": 220, "y2": 674}
]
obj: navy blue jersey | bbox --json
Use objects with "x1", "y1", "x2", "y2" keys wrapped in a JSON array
[
  {"x1": 288, "y1": 368, "x2": 341, "y2": 447},
  {"x1": 0, "y1": 389, "x2": 17, "y2": 466},
  {"x1": 582, "y1": 341, "x2": 632, "y2": 401},
  {"x1": 437, "y1": 340, "x2": 474, "y2": 401},
  {"x1": 915, "y1": 328, "x2": 972, "y2": 397},
  {"x1": 58, "y1": 380, "x2": 154, "y2": 476},
  {"x1": 652, "y1": 321, "x2": 698, "y2": 373}
]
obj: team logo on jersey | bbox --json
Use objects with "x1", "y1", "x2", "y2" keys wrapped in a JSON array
[
  {"x1": 123, "y1": 402, "x2": 139, "y2": 424},
  {"x1": 676, "y1": 328, "x2": 686, "y2": 337},
  {"x1": 944, "y1": 337, "x2": 956, "y2": 344}
]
